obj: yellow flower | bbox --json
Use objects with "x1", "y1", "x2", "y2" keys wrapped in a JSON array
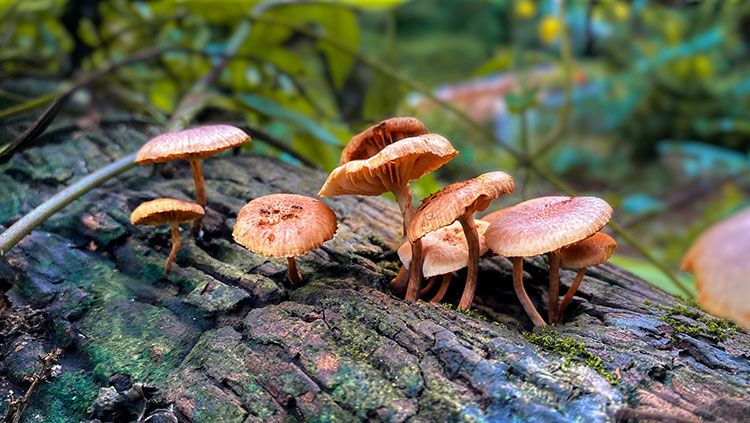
[
  {"x1": 514, "y1": 0, "x2": 536, "y2": 19},
  {"x1": 613, "y1": 1, "x2": 629, "y2": 20},
  {"x1": 692, "y1": 54, "x2": 713, "y2": 78},
  {"x1": 538, "y1": 16, "x2": 561, "y2": 44}
]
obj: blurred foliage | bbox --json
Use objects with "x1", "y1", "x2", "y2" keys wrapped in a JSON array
[{"x1": 1, "y1": 0, "x2": 749, "y2": 294}]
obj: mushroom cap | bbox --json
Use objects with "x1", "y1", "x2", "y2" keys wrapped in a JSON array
[
  {"x1": 318, "y1": 134, "x2": 458, "y2": 197},
  {"x1": 559, "y1": 232, "x2": 617, "y2": 269},
  {"x1": 681, "y1": 208, "x2": 750, "y2": 329},
  {"x1": 485, "y1": 196, "x2": 613, "y2": 257},
  {"x1": 135, "y1": 124, "x2": 251, "y2": 164},
  {"x1": 397, "y1": 220, "x2": 490, "y2": 277},
  {"x1": 130, "y1": 198, "x2": 204, "y2": 226},
  {"x1": 340, "y1": 117, "x2": 429, "y2": 164},
  {"x1": 407, "y1": 171, "x2": 515, "y2": 243},
  {"x1": 232, "y1": 194, "x2": 337, "y2": 258}
]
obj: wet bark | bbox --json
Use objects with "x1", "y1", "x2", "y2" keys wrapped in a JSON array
[{"x1": 0, "y1": 121, "x2": 748, "y2": 423}]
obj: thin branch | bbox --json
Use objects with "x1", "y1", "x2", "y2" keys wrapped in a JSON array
[{"x1": 2, "y1": 348, "x2": 61, "y2": 423}]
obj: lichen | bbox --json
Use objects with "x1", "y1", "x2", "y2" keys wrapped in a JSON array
[{"x1": 523, "y1": 326, "x2": 619, "y2": 384}]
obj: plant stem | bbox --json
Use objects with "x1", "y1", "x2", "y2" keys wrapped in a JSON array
[
  {"x1": 287, "y1": 256, "x2": 302, "y2": 285},
  {"x1": 513, "y1": 257, "x2": 546, "y2": 327},
  {"x1": 0, "y1": 20, "x2": 253, "y2": 256},
  {"x1": 165, "y1": 222, "x2": 180, "y2": 276},
  {"x1": 548, "y1": 252, "x2": 560, "y2": 324},
  {"x1": 430, "y1": 273, "x2": 453, "y2": 303},
  {"x1": 457, "y1": 214, "x2": 480, "y2": 310},
  {"x1": 558, "y1": 268, "x2": 586, "y2": 324}
]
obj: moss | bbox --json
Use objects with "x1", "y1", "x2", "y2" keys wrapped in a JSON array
[
  {"x1": 25, "y1": 372, "x2": 99, "y2": 423},
  {"x1": 650, "y1": 301, "x2": 739, "y2": 342},
  {"x1": 444, "y1": 304, "x2": 507, "y2": 328},
  {"x1": 523, "y1": 326, "x2": 619, "y2": 384}
]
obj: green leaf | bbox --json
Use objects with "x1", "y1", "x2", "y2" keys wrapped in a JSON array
[{"x1": 237, "y1": 93, "x2": 341, "y2": 146}]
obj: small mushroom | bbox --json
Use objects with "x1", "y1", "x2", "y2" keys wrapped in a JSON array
[
  {"x1": 232, "y1": 194, "x2": 337, "y2": 285},
  {"x1": 556, "y1": 232, "x2": 617, "y2": 324},
  {"x1": 408, "y1": 172, "x2": 515, "y2": 308},
  {"x1": 339, "y1": 117, "x2": 429, "y2": 164},
  {"x1": 681, "y1": 208, "x2": 750, "y2": 329},
  {"x1": 398, "y1": 220, "x2": 491, "y2": 303},
  {"x1": 130, "y1": 198, "x2": 204, "y2": 276},
  {"x1": 484, "y1": 196, "x2": 612, "y2": 327},
  {"x1": 135, "y1": 124, "x2": 251, "y2": 233},
  {"x1": 319, "y1": 134, "x2": 458, "y2": 294}
]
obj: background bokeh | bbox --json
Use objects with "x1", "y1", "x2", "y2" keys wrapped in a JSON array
[{"x1": 1, "y1": 0, "x2": 749, "y2": 295}]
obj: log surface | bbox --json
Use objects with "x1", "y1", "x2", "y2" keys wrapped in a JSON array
[{"x1": 0, "y1": 121, "x2": 748, "y2": 423}]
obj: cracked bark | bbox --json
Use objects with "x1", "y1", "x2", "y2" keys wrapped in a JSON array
[{"x1": 0, "y1": 120, "x2": 748, "y2": 423}]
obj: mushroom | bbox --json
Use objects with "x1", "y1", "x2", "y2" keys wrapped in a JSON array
[
  {"x1": 407, "y1": 172, "x2": 515, "y2": 308},
  {"x1": 232, "y1": 194, "x2": 337, "y2": 285},
  {"x1": 484, "y1": 196, "x2": 612, "y2": 327},
  {"x1": 681, "y1": 208, "x2": 750, "y2": 329},
  {"x1": 556, "y1": 232, "x2": 617, "y2": 324},
  {"x1": 319, "y1": 134, "x2": 458, "y2": 294},
  {"x1": 339, "y1": 117, "x2": 429, "y2": 164},
  {"x1": 397, "y1": 220, "x2": 490, "y2": 303},
  {"x1": 135, "y1": 124, "x2": 251, "y2": 233},
  {"x1": 130, "y1": 198, "x2": 204, "y2": 276}
]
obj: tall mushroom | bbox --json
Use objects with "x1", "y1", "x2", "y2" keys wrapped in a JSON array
[
  {"x1": 319, "y1": 134, "x2": 458, "y2": 294},
  {"x1": 484, "y1": 196, "x2": 612, "y2": 327},
  {"x1": 130, "y1": 198, "x2": 204, "y2": 276},
  {"x1": 232, "y1": 194, "x2": 337, "y2": 285},
  {"x1": 135, "y1": 124, "x2": 251, "y2": 233},
  {"x1": 408, "y1": 172, "x2": 515, "y2": 308},
  {"x1": 397, "y1": 220, "x2": 490, "y2": 303},
  {"x1": 340, "y1": 117, "x2": 429, "y2": 164},
  {"x1": 681, "y1": 208, "x2": 750, "y2": 329},
  {"x1": 556, "y1": 232, "x2": 617, "y2": 324}
]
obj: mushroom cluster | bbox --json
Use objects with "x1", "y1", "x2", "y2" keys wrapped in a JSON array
[{"x1": 130, "y1": 118, "x2": 618, "y2": 328}]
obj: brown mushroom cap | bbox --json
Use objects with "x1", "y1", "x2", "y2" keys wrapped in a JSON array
[
  {"x1": 485, "y1": 196, "x2": 613, "y2": 257},
  {"x1": 397, "y1": 220, "x2": 490, "y2": 277},
  {"x1": 681, "y1": 208, "x2": 750, "y2": 329},
  {"x1": 407, "y1": 172, "x2": 515, "y2": 243},
  {"x1": 318, "y1": 134, "x2": 458, "y2": 197},
  {"x1": 340, "y1": 117, "x2": 429, "y2": 164},
  {"x1": 559, "y1": 232, "x2": 617, "y2": 269},
  {"x1": 135, "y1": 124, "x2": 251, "y2": 164},
  {"x1": 130, "y1": 198, "x2": 204, "y2": 226},
  {"x1": 232, "y1": 194, "x2": 337, "y2": 258}
]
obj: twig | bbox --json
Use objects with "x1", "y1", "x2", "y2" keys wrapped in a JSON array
[
  {"x1": 2, "y1": 348, "x2": 62, "y2": 423},
  {"x1": 0, "y1": 20, "x2": 253, "y2": 256}
]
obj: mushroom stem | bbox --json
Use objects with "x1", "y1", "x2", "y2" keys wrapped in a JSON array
[
  {"x1": 404, "y1": 238, "x2": 423, "y2": 301},
  {"x1": 420, "y1": 276, "x2": 438, "y2": 297},
  {"x1": 457, "y1": 213, "x2": 480, "y2": 310},
  {"x1": 430, "y1": 273, "x2": 453, "y2": 303},
  {"x1": 548, "y1": 251, "x2": 560, "y2": 325},
  {"x1": 287, "y1": 256, "x2": 302, "y2": 285},
  {"x1": 512, "y1": 257, "x2": 546, "y2": 327},
  {"x1": 189, "y1": 159, "x2": 207, "y2": 208},
  {"x1": 389, "y1": 183, "x2": 417, "y2": 296},
  {"x1": 557, "y1": 268, "x2": 586, "y2": 324},
  {"x1": 189, "y1": 159, "x2": 207, "y2": 235},
  {"x1": 165, "y1": 222, "x2": 180, "y2": 276}
]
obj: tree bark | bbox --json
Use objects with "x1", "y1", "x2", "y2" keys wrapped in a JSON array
[{"x1": 0, "y1": 122, "x2": 748, "y2": 423}]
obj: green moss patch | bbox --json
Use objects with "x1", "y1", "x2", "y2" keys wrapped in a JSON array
[{"x1": 524, "y1": 326, "x2": 619, "y2": 384}]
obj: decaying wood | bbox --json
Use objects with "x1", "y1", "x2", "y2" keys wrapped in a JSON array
[{"x1": 0, "y1": 122, "x2": 748, "y2": 422}]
